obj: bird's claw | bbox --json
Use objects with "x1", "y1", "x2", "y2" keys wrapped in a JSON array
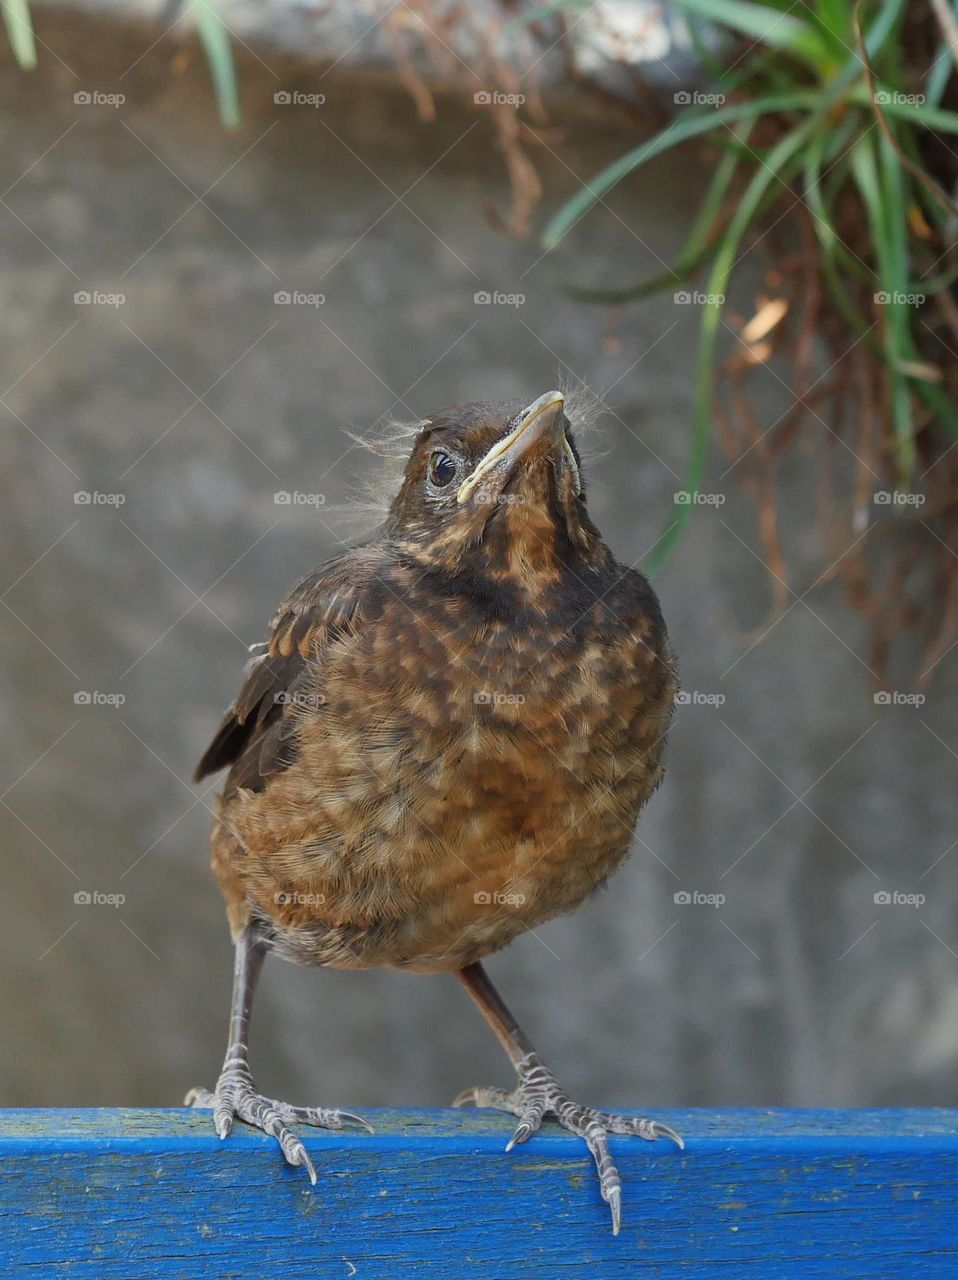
[
  {"x1": 607, "y1": 1185, "x2": 622, "y2": 1237},
  {"x1": 455, "y1": 1051, "x2": 682, "y2": 1235},
  {"x1": 648, "y1": 1119, "x2": 684, "y2": 1150},
  {"x1": 186, "y1": 1068, "x2": 370, "y2": 1183},
  {"x1": 337, "y1": 1110, "x2": 375, "y2": 1134},
  {"x1": 504, "y1": 1119, "x2": 534, "y2": 1152}
]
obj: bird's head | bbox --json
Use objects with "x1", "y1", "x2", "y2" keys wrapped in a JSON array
[{"x1": 387, "y1": 391, "x2": 606, "y2": 583}]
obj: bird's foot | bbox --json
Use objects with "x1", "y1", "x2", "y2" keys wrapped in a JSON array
[
  {"x1": 186, "y1": 1057, "x2": 372, "y2": 1184},
  {"x1": 454, "y1": 1052, "x2": 683, "y2": 1235}
]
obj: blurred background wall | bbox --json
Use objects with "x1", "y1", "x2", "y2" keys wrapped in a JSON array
[{"x1": 2, "y1": 9, "x2": 957, "y2": 1117}]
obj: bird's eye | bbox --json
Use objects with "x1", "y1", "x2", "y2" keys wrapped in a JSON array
[{"x1": 428, "y1": 451, "x2": 458, "y2": 488}]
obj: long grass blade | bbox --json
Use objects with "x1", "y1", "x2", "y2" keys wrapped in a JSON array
[
  {"x1": 802, "y1": 115, "x2": 877, "y2": 330},
  {"x1": 848, "y1": 88, "x2": 958, "y2": 134},
  {"x1": 2, "y1": 0, "x2": 36, "y2": 70},
  {"x1": 542, "y1": 93, "x2": 816, "y2": 250},
  {"x1": 646, "y1": 119, "x2": 815, "y2": 575},
  {"x1": 673, "y1": 0, "x2": 828, "y2": 67},
  {"x1": 926, "y1": 40, "x2": 954, "y2": 107},
  {"x1": 560, "y1": 122, "x2": 754, "y2": 304},
  {"x1": 195, "y1": 0, "x2": 240, "y2": 130},
  {"x1": 850, "y1": 132, "x2": 916, "y2": 481}
]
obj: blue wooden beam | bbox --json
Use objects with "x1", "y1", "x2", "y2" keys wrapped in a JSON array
[{"x1": 2, "y1": 1108, "x2": 958, "y2": 1276}]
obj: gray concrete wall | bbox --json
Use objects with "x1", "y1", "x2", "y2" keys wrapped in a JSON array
[{"x1": 2, "y1": 13, "x2": 956, "y2": 1118}]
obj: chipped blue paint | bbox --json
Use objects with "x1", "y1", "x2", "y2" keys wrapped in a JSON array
[{"x1": 2, "y1": 1108, "x2": 958, "y2": 1276}]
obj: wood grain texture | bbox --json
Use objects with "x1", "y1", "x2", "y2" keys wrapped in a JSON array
[{"x1": 2, "y1": 1108, "x2": 958, "y2": 1277}]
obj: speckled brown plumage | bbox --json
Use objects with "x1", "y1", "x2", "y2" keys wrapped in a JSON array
[
  {"x1": 197, "y1": 397, "x2": 674, "y2": 973},
  {"x1": 189, "y1": 392, "x2": 680, "y2": 1232}
]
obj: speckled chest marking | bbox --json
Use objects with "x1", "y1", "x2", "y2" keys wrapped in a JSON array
[{"x1": 210, "y1": 554, "x2": 675, "y2": 974}]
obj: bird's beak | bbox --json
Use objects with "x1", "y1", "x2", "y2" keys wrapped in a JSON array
[{"x1": 457, "y1": 390, "x2": 579, "y2": 503}]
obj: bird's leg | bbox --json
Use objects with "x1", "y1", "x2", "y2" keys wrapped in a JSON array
[
  {"x1": 452, "y1": 961, "x2": 683, "y2": 1235},
  {"x1": 186, "y1": 925, "x2": 371, "y2": 1183}
]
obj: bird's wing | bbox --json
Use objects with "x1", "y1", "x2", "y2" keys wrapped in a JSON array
[{"x1": 193, "y1": 546, "x2": 379, "y2": 790}]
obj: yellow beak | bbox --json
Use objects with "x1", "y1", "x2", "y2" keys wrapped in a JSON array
[{"x1": 457, "y1": 390, "x2": 577, "y2": 504}]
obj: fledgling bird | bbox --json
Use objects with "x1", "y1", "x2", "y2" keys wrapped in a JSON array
[{"x1": 187, "y1": 390, "x2": 680, "y2": 1233}]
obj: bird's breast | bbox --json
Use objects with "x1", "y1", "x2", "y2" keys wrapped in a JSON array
[{"x1": 216, "y1": 581, "x2": 675, "y2": 971}]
